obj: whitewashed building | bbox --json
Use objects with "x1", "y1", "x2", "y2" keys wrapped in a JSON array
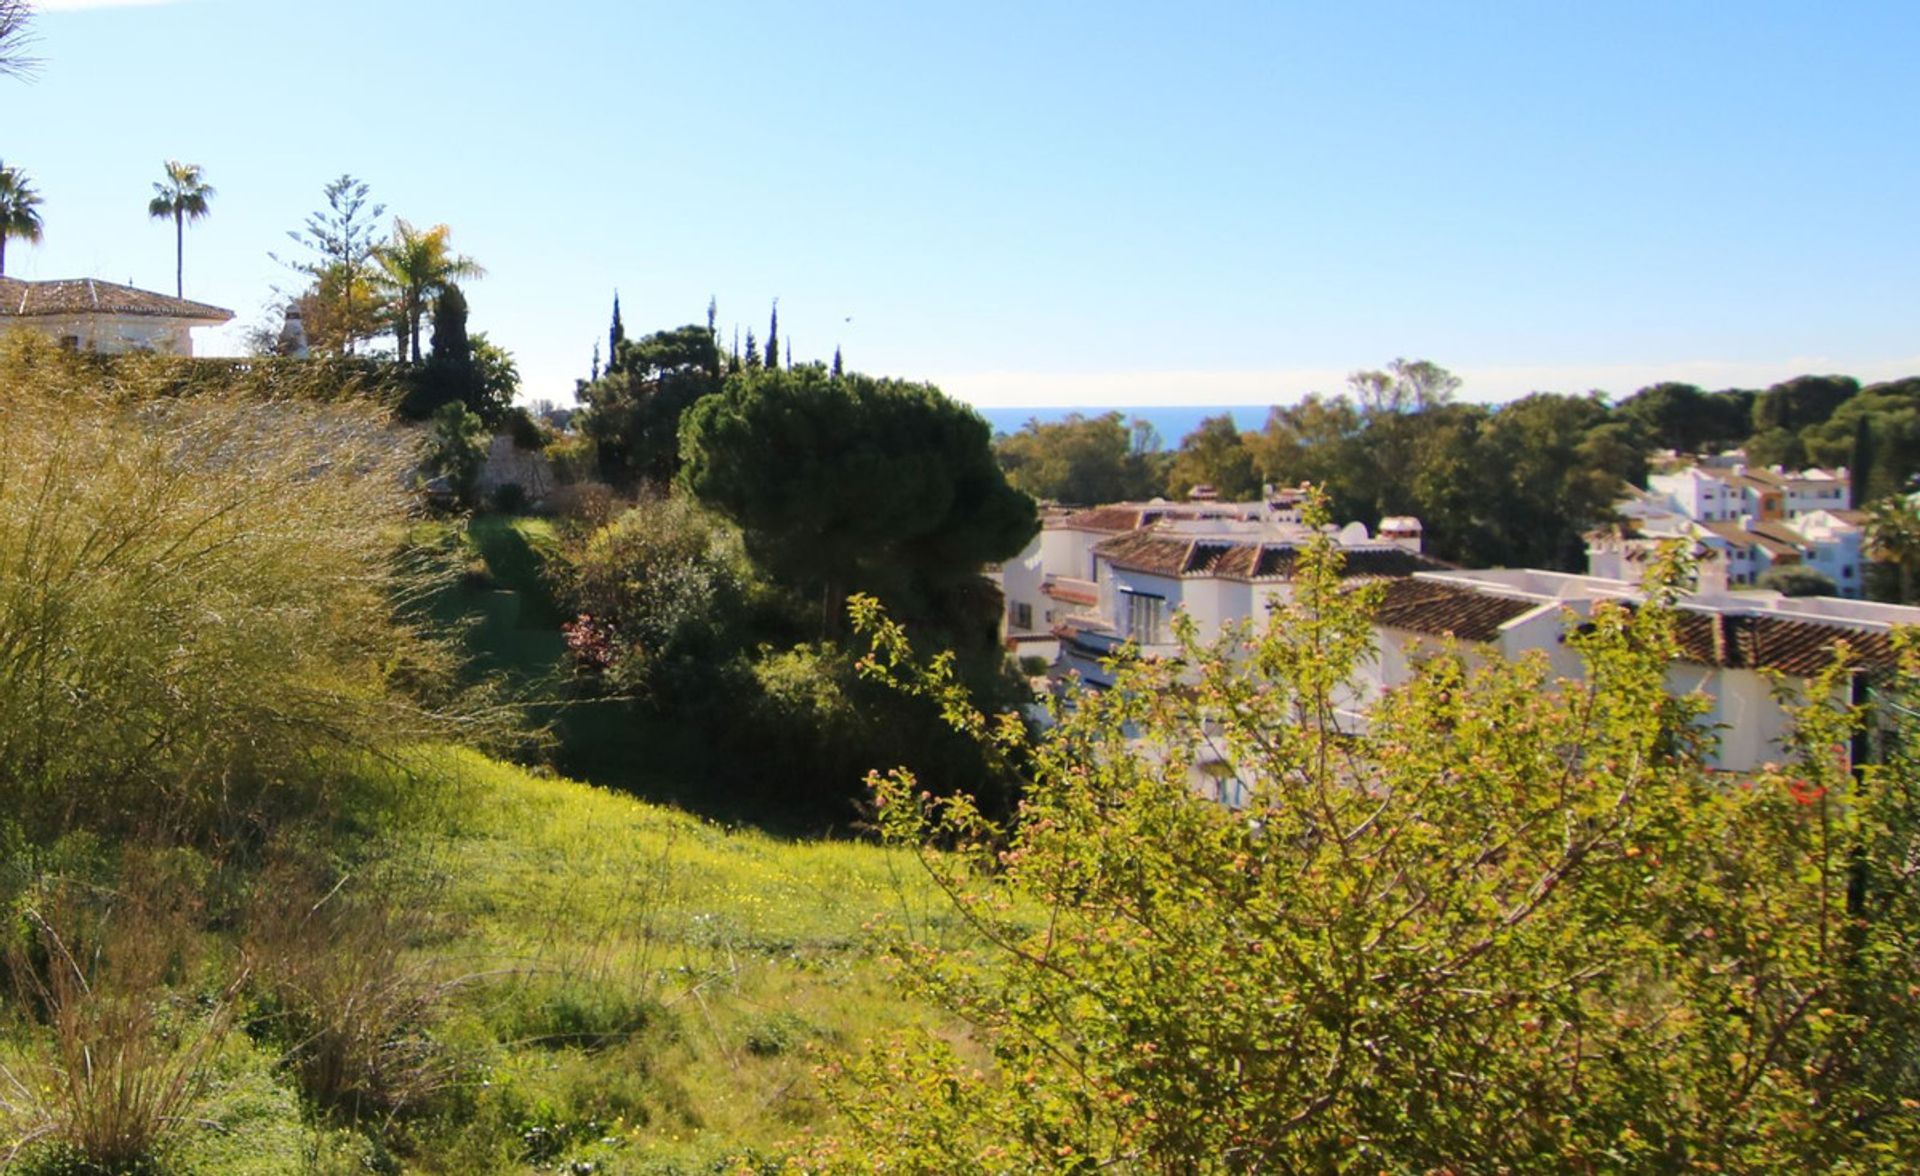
[
  {"x1": 1362, "y1": 569, "x2": 1913, "y2": 772},
  {"x1": 1598, "y1": 463, "x2": 1865, "y2": 597},
  {"x1": 0, "y1": 277, "x2": 232, "y2": 356}
]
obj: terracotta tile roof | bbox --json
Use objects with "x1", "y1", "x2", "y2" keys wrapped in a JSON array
[
  {"x1": 0, "y1": 277, "x2": 232, "y2": 322},
  {"x1": 1060, "y1": 505, "x2": 1167, "y2": 533},
  {"x1": 1376, "y1": 578, "x2": 1898, "y2": 678},
  {"x1": 1371, "y1": 578, "x2": 1542, "y2": 642},
  {"x1": 1095, "y1": 532, "x2": 1449, "y2": 582},
  {"x1": 1672, "y1": 611, "x2": 1897, "y2": 676},
  {"x1": 1745, "y1": 520, "x2": 1810, "y2": 558},
  {"x1": 1698, "y1": 522, "x2": 1757, "y2": 549}
]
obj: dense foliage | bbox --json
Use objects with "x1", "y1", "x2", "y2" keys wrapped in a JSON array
[
  {"x1": 999, "y1": 359, "x2": 1920, "y2": 577},
  {"x1": 680, "y1": 364, "x2": 1037, "y2": 636},
  {"x1": 996, "y1": 411, "x2": 1168, "y2": 504},
  {"x1": 827, "y1": 522, "x2": 1920, "y2": 1171},
  {"x1": 576, "y1": 323, "x2": 724, "y2": 485}
]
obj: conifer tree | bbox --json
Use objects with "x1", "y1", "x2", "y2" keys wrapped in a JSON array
[
  {"x1": 832, "y1": 346, "x2": 843, "y2": 378},
  {"x1": 766, "y1": 299, "x2": 779, "y2": 373},
  {"x1": 591, "y1": 340, "x2": 601, "y2": 383},
  {"x1": 1851, "y1": 413, "x2": 1875, "y2": 509},
  {"x1": 707, "y1": 295, "x2": 718, "y2": 343},
  {"x1": 610, "y1": 292, "x2": 626, "y2": 363},
  {"x1": 744, "y1": 328, "x2": 760, "y2": 369}
]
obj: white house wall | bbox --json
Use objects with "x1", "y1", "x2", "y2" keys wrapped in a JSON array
[{"x1": 29, "y1": 313, "x2": 196, "y2": 356}]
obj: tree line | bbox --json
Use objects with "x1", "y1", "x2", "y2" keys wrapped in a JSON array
[{"x1": 996, "y1": 360, "x2": 1920, "y2": 574}]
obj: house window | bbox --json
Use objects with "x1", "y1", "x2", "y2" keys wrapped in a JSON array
[
  {"x1": 1123, "y1": 591, "x2": 1166, "y2": 645},
  {"x1": 1012, "y1": 602, "x2": 1034, "y2": 630}
]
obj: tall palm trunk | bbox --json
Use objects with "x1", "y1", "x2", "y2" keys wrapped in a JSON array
[{"x1": 173, "y1": 209, "x2": 183, "y2": 297}]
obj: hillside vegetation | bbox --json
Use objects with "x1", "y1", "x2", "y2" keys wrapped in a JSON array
[{"x1": 3, "y1": 340, "x2": 1919, "y2": 1172}]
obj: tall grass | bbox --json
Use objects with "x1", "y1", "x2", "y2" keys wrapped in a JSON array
[
  {"x1": 0, "y1": 853, "x2": 240, "y2": 1170},
  {"x1": 0, "y1": 333, "x2": 471, "y2": 838}
]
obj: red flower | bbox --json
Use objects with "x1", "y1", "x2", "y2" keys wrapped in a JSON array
[{"x1": 1786, "y1": 778, "x2": 1826, "y2": 806}]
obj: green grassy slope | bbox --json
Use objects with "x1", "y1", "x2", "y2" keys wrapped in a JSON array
[
  {"x1": 393, "y1": 748, "x2": 961, "y2": 1172},
  {"x1": 40, "y1": 748, "x2": 957, "y2": 1175}
]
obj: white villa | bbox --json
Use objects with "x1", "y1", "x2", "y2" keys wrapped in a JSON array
[{"x1": 0, "y1": 277, "x2": 233, "y2": 356}]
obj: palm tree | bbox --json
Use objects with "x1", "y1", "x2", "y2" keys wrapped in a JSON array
[
  {"x1": 0, "y1": 160, "x2": 43, "y2": 276},
  {"x1": 1866, "y1": 494, "x2": 1920, "y2": 604},
  {"x1": 0, "y1": 0, "x2": 38, "y2": 80},
  {"x1": 374, "y1": 219, "x2": 484, "y2": 363},
  {"x1": 147, "y1": 160, "x2": 214, "y2": 298}
]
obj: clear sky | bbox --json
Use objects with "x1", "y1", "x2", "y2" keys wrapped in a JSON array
[{"x1": 4, "y1": 0, "x2": 1917, "y2": 408}]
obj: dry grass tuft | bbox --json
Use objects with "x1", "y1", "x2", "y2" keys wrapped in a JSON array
[{"x1": 0, "y1": 853, "x2": 240, "y2": 1171}]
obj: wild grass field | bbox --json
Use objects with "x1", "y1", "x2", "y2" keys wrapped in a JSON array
[{"x1": 3, "y1": 746, "x2": 963, "y2": 1174}]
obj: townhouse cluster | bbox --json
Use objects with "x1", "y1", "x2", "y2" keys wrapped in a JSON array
[
  {"x1": 992, "y1": 482, "x2": 1918, "y2": 781},
  {"x1": 1588, "y1": 461, "x2": 1863, "y2": 596}
]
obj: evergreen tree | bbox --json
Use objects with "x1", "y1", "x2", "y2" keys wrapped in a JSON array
[
  {"x1": 832, "y1": 346, "x2": 843, "y2": 378},
  {"x1": 402, "y1": 282, "x2": 502, "y2": 421},
  {"x1": 766, "y1": 300, "x2": 779, "y2": 373},
  {"x1": 591, "y1": 340, "x2": 601, "y2": 383},
  {"x1": 610, "y1": 291, "x2": 626, "y2": 362},
  {"x1": 744, "y1": 328, "x2": 760, "y2": 369},
  {"x1": 706, "y1": 295, "x2": 718, "y2": 343},
  {"x1": 1851, "y1": 413, "x2": 1875, "y2": 509}
]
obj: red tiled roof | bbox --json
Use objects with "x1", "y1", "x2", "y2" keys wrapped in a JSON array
[
  {"x1": 1060, "y1": 506, "x2": 1165, "y2": 533},
  {"x1": 1370, "y1": 578, "x2": 1543, "y2": 642},
  {"x1": 1375, "y1": 578, "x2": 1896, "y2": 678},
  {"x1": 1672, "y1": 611, "x2": 1896, "y2": 676},
  {"x1": 1697, "y1": 522, "x2": 1757, "y2": 550},
  {"x1": 0, "y1": 277, "x2": 232, "y2": 322},
  {"x1": 1095, "y1": 532, "x2": 1449, "y2": 582},
  {"x1": 1745, "y1": 520, "x2": 1810, "y2": 558}
]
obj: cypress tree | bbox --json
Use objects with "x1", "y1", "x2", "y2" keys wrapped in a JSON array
[
  {"x1": 610, "y1": 292, "x2": 625, "y2": 364},
  {"x1": 832, "y1": 346, "x2": 843, "y2": 378},
  {"x1": 744, "y1": 329, "x2": 760, "y2": 369},
  {"x1": 707, "y1": 295, "x2": 718, "y2": 343},
  {"x1": 766, "y1": 300, "x2": 779, "y2": 373},
  {"x1": 1850, "y1": 413, "x2": 1875, "y2": 508},
  {"x1": 590, "y1": 340, "x2": 601, "y2": 383}
]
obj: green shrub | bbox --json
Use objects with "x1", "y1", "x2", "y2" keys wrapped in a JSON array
[
  {"x1": 562, "y1": 495, "x2": 761, "y2": 697},
  {"x1": 831, "y1": 523, "x2": 1920, "y2": 1170}
]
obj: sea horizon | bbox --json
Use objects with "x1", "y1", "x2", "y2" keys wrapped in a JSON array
[{"x1": 973, "y1": 404, "x2": 1270, "y2": 445}]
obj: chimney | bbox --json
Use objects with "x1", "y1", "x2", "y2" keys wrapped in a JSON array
[{"x1": 1693, "y1": 545, "x2": 1729, "y2": 595}]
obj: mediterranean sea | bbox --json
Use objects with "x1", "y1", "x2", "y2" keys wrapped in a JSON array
[{"x1": 974, "y1": 405, "x2": 1270, "y2": 445}]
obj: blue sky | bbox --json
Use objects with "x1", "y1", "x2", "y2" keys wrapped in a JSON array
[{"x1": 5, "y1": 0, "x2": 1917, "y2": 408}]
